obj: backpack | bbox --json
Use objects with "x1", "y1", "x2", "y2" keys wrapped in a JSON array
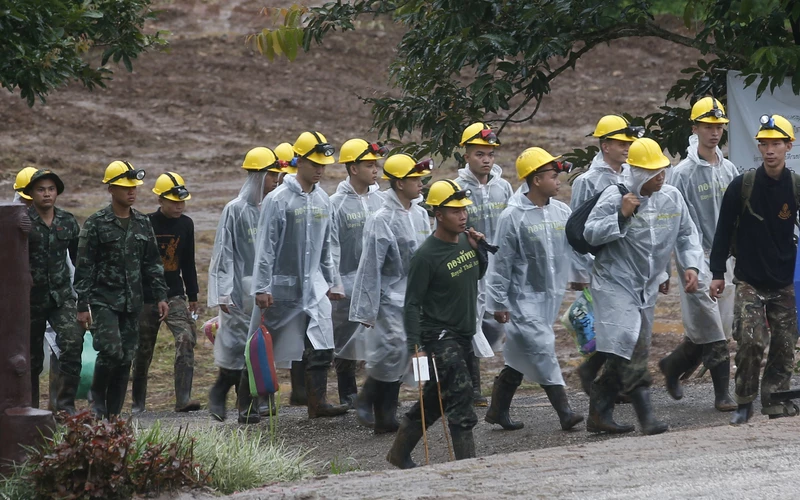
[
  {"x1": 566, "y1": 184, "x2": 631, "y2": 255},
  {"x1": 731, "y1": 169, "x2": 800, "y2": 257},
  {"x1": 245, "y1": 320, "x2": 280, "y2": 398}
]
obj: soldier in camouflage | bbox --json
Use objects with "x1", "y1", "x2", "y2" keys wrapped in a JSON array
[
  {"x1": 74, "y1": 161, "x2": 169, "y2": 419},
  {"x1": 24, "y1": 169, "x2": 82, "y2": 414}
]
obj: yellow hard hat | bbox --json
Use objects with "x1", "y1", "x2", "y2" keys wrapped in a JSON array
[
  {"x1": 515, "y1": 147, "x2": 562, "y2": 179},
  {"x1": 242, "y1": 147, "x2": 281, "y2": 172},
  {"x1": 13, "y1": 167, "x2": 38, "y2": 200},
  {"x1": 103, "y1": 161, "x2": 145, "y2": 187},
  {"x1": 756, "y1": 114, "x2": 795, "y2": 141},
  {"x1": 591, "y1": 115, "x2": 643, "y2": 142},
  {"x1": 338, "y1": 138, "x2": 387, "y2": 164},
  {"x1": 425, "y1": 179, "x2": 473, "y2": 208},
  {"x1": 690, "y1": 97, "x2": 729, "y2": 124},
  {"x1": 626, "y1": 138, "x2": 671, "y2": 170},
  {"x1": 274, "y1": 142, "x2": 297, "y2": 174},
  {"x1": 153, "y1": 172, "x2": 192, "y2": 202},
  {"x1": 293, "y1": 131, "x2": 336, "y2": 165},
  {"x1": 381, "y1": 154, "x2": 432, "y2": 180},
  {"x1": 460, "y1": 122, "x2": 500, "y2": 147}
]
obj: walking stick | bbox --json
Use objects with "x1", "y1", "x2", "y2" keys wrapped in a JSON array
[
  {"x1": 431, "y1": 354, "x2": 454, "y2": 461},
  {"x1": 414, "y1": 345, "x2": 430, "y2": 465}
]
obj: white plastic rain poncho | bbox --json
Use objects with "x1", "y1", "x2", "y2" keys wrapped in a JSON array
[
  {"x1": 486, "y1": 184, "x2": 579, "y2": 386},
  {"x1": 667, "y1": 134, "x2": 739, "y2": 341},
  {"x1": 456, "y1": 164, "x2": 514, "y2": 357},
  {"x1": 249, "y1": 174, "x2": 339, "y2": 368},
  {"x1": 346, "y1": 189, "x2": 431, "y2": 382},
  {"x1": 585, "y1": 165, "x2": 704, "y2": 359},
  {"x1": 207, "y1": 170, "x2": 268, "y2": 370},
  {"x1": 569, "y1": 152, "x2": 626, "y2": 283},
  {"x1": 329, "y1": 179, "x2": 384, "y2": 353}
]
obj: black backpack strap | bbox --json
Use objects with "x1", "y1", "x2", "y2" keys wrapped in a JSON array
[
  {"x1": 740, "y1": 170, "x2": 762, "y2": 222},
  {"x1": 792, "y1": 171, "x2": 800, "y2": 228}
]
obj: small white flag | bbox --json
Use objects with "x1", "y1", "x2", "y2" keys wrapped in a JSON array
[{"x1": 412, "y1": 356, "x2": 430, "y2": 382}]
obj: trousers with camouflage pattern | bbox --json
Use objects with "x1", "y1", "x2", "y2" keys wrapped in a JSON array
[
  {"x1": 405, "y1": 338, "x2": 478, "y2": 430},
  {"x1": 732, "y1": 281, "x2": 798, "y2": 408}
]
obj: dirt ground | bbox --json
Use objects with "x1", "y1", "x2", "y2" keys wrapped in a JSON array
[{"x1": 2, "y1": 0, "x2": 760, "y2": 481}]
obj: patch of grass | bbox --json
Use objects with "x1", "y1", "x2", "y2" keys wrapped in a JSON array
[
  {"x1": 0, "y1": 461, "x2": 36, "y2": 500},
  {"x1": 326, "y1": 456, "x2": 361, "y2": 475}
]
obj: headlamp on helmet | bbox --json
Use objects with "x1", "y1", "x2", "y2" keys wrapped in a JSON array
[
  {"x1": 441, "y1": 187, "x2": 472, "y2": 206},
  {"x1": 386, "y1": 158, "x2": 434, "y2": 179},
  {"x1": 601, "y1": 125, "x2": 644, "y2": 141},
  {"x1": 108, "y1": 162, "x2": 146, "y2": 184},
  {"x1": 279, "y1": 157, "x2": 298, "y2": 169},
  {"x1": 758, "y1": 114, "x2": 792, "y2": 140},
  {"x1": 467, "y1": 128, "x2": 499, "y2": 145},
  {"x1": 355, "y1": 143, "x2": 390, "y2": 163},
  {"x1": 304, "y1": 142, "x2": 335, "y2": 159},
  {"x1": 696, "y1": 99, "x2": 726, "y2": 121}
]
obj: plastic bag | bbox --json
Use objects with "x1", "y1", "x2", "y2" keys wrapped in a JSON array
[
  {"x1": 560, "y1": 289, "x2": 596, "y2": 356},
  {"x1": 203, "y1": 316, "x2": 219, "y2": 344},
  {"x1": 77, "y1": 331, "x2": 97, "y2": 400},
  {"x1": 245, "y1": 323, "x2": 279, "y2": 397}
]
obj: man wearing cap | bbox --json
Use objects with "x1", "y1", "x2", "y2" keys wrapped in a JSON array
[
  {"x1": 570, "y1": 115, "x2": 640, "y2": 396},
  {"x1": 484, "y1": 147, "x2": 584, "y2": 432},
  {"x1": 132, "y1": 172, "x2": 201, "y2": 414},
  {"x1": 328, "y1": 139, "x2": 385, "y2": 410},
  {"x1": 659, "y1": 97, "x2": 738, "y2": 412},
  {"x1": 24, "y1": 169, "x2": 83, "y2": 413},
  {"x1": 455, "y1": 122, "x2": 513, "y2": 407},
  {"x1": 387, "y1": 179, "x2": 487, "y2": 468},
  {"x1": 74, "y1": 161, "x2": 169, "y2": 418},
  {"x1": 348, "y1": 153, "x2": 430, "y2": 433},
  {"x1": 710, "y1": 114, "x2": 799, "y2": 425},
  {"x1": 252, "y1": 131, "x2": 348, "y2": 419},
  {"x1": 208, "y1": 147, "x2": 284, "y2": 423},
  {"x1": 584, "y1": 138, "x2": 703, "y2": 436}
]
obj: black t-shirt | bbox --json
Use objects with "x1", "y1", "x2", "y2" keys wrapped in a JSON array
[
  {"x1": 143, "y1": 210, "x2": 199, "y2": 302},
  {"x1": 710, "y1": 165, "x2": 798, "y2": 290}
]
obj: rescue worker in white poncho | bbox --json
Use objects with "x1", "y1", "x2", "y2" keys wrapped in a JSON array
[
  {"x1": 659, "y1": 97, "x2": 737, "y2": 412},
  {"x1": 329, "y1": 138, "x2": 385, "y2": 409},
  {"x1": 349, "y1": 153, "x2": 431, "y2": 433},
  {"x1": 584, "y1": 138, "x2": 704, "y2": 436},
  {"x1": 455, "y1": 122, "x2": 513, "y2": 407},
  {"x1": 272, "y1": 141, "x2": 307, "y2": 405},
  {"x1": 484, "y1": 147, "x2": 584, "y2": 431},
  {"x1": 251, "y1": 131, "x2": 349, "y2": 419},
  {"x1": 570, "y1": 115, "x2": 640, "y2": 396},
  {"x1": 207, "y1": 147, "x2": 283, "y2": 424}
]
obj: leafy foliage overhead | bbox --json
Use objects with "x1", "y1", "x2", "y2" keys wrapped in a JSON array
[
  {"x1": 256, "y1": 0, "x2": 800, "y2": 164},
  {"x1": 0, "y1": 0, "x2": 167, "y2": 106}
]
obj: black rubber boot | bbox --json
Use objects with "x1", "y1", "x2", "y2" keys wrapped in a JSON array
[
  {"x1": 91, "y1": 364, "x2": 113, "y2": 419},
  {"x1": 386, "y1": 416, "x2": 423, "y2": 469},
  {"x1": 730, "y1": 402, "x2": 753, "y2": 425},
  {"x1": 449, "y1": 426, "x2": 476, "y2": 460},
  {"x1": 131, "y1": 375, "x2": 147, "y2": 414},
  {"x1": 208, "y1": 368, "x2": 239, "y2": 422},
  {"x1": 289, "y1": 360, "x2": 307, "y2": 406},
  {"x1": 629, "y1": 386, "x2": 668, "y2": 435},
  {"x1": 336, "y1": 371, "x2": 358, "y2": 408},
  {"x1": 259, "y1": 393, "x2": 277, "y2": 417},
  {"x1": 237, "y1": 370, "x2": 260, "y2": 424},
  {"x1": 658, "y1": 340, "x2": 698, "y2": 401},
  {"x1": 467, "y1": 353, "x2": 488, "y2": 407},
  {"x1": 48, "y1": 354, "x2": 60, "y2": 411},
  {"x1": 174, "y1": 358, "x2": 201, "y2": 412},
  {"x1": 306, "y1": 369, "x2": 349, "y2": 419},
  {"x1": 485, "y1": 373, "x2": 524, "y2": 430},
  {"x1": 55, "y1": 372, "x2": 81, "y2": 416},
  {"x1": 586, "y1": 383, "x2": 634, "y2": 434},
  {"x1": 577, "y1": 352, "x2": 606, "y2": 396},
  {"x1": 31, "y1": 370, "x2": 40, "y2": 409},
  {"x1": 374, "y1": 381, "x2": 401, "y2": 434},
  {"x1": 356, "y1": 376, "x2": 379, "y2": 428},
  {"x1": 543, "y1": 385, "x2": 584, "y2": 431},
  {"x1": 106, "y1": 363, "x2": 132, "y2": 417},
  {"x1": 709, "y1": 359, "x2": 736, "y2": 412}
]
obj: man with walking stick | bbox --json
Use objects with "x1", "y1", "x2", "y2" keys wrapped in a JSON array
[{"x1": 387, "y1": 180, "x2": 489, "y2": 469}]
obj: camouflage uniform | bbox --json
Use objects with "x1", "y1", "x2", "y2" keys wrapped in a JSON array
[
  {"x1": 732, "y1": 282, "x2": 797, "y2": 413},
  {"x1": 27, "y1": 205, "x2": 82, "y2": 407},
  {"x1": 74, "y1": 205, "x2": 167, "y2": 416},
  {"x1": 405, "y1": 339, "x2": 478, "y2": 431}
]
